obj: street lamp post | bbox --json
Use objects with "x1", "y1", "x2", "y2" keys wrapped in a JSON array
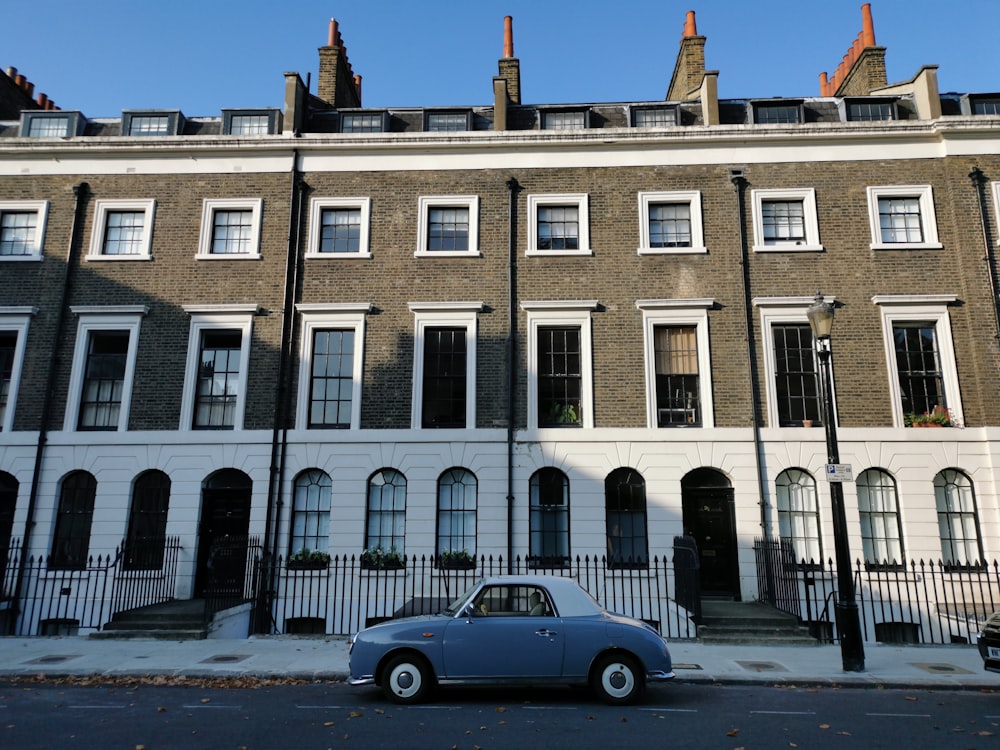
[{"x1": 807, "y1": 292, "x2": 865, "y2": 672}]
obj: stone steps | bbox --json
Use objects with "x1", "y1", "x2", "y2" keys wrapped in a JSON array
[
  {"x1": 697, "y1": 601, "x2": 819, "y2": 645},
  {"x1": 90, "y1": 600, "x2": 208, "y2": 640}
]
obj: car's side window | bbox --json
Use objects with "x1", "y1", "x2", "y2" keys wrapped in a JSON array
[{"x1": 472, "y1": 585, "x2": 552, "y2": 616}]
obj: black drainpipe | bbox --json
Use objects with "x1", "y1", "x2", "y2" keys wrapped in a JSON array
[
  {"x1": 730, "y1": 170, "x2": 770, "y2": 538},
  {"x1": 969, "y1": 167, "x2": 1000, "y2": 343},
  {"x1": 10, "y1": 182, "x2": 89, "y2": 633},
  {"x1": 257, "y1": 151, "x2": 305, "y2": 633},
  {"x1": 505, "y1": 176, "x2": 520, "y2": 573}
]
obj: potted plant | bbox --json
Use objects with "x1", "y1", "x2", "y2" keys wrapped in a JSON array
[
  {"x1": 437, "y1": 549, "x2": 476, "y2": 570},
  {"x1": 287, "y1": 548, "x2": 331, "y2": 570},
  {"x1": 547, "y1": 402, "x2": 580, "y2": 425},
  {"x1": 905, "y1": 405, "x2": 952, "y2": 427},
  {"x1": 360, "y1": 545, "x2": 405, "y2": 570}
]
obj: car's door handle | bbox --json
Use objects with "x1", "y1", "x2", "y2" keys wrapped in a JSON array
[{"x1": 535, "y1": 629, "x2": 558, "y2": 637}]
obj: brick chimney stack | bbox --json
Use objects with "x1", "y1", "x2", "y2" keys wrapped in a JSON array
[
  {"x1": 497, "y1": 16, "x2": 521, "y2": 105},
  {"x1": 666, "y1": 11, "x2": 706, "y2": 101},
  {"x1": 317, "y1": 18, "x2": 362, "y2": 108},
  {"x1": 818, "y1": 3, "x2": 887, "y2": 96}
]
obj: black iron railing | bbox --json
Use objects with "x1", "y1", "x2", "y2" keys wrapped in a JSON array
[
  {"x1": 754, "y1": 537, "x2": 1000, "y2": 645},
  {"x1": 255, "y1": 551, "x2": 701, "y2": 639},
  {"x1": 203, "y1": 536, "x2": 261, "y2": 623},
  {"x1": 2, "y1": 537, "x2": 181, "y2": 636}
]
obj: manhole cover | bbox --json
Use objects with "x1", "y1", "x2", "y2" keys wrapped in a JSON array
[
  {"x1": 28, "y1": 655, "x2": 80, "y2": 665},
  {"x1": 910, "y1": 662, "x2": 973, "y2": 675},
  {"x1": 200, "y1": 654, "x2": 250, "y2": 664},
  {"x1": 735, "y1": 660, "x2": 788, "y2": 673}
]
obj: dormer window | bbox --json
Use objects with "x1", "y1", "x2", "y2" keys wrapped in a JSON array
[
  {"x1": 20, "y1": 111, "x2": 85, "y2": 138},
  {"x1": 752, "y1": 101, "x2": 803, "y2": 124},
  {"x1": 969, "y1": 94, "x2": 1000, "y2": 116},
  {"x1": 632, "y1": 106, "x2": 679, "y2": 128},
  {"x1": 122, "y1": 111, "x2": 184, "y2": 136},
  {"x1": 846, "y1": 99, "x2": 896, "y2": 121},
  {"x1": 425, "y1": 110, "x2": 471, "y2": 132},
  {"x1": 542, "y1": 109, "x2": 589, "y2": 130},
  {"x1": 340, "y1": 111, "x2": 388, "y2": 133},
  {"x1": 223, "y1": 109, "x2": 281, "y2": 135}
]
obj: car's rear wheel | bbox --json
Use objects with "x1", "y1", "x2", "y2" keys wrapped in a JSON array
[
  {"x1": 382, "y1": 653, "x2": 433, "y2": 704},
  {"x1": 592, "y1": 653, "x2": 644, "y2": 705}
]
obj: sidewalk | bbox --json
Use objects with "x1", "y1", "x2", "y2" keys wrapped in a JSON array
[{"x1": 0, "y1": 635, "x2": 994, "y2": 690}]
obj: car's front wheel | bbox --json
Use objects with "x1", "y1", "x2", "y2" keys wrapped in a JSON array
[
  {"x1": 381, "y1": 653, "x2": 433, "y2": 704},
  {"x1": 592, "y1": 653, "x2": 644, "y2": 705}
]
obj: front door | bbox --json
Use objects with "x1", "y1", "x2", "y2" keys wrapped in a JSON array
[
  {"x1": 682, "y1": 468, "x2": 739, "y2": 599},
  {"x1": 195, "y1": 469, "x2": 251, "y2": 597}
]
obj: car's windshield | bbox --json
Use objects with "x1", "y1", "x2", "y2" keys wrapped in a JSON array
[{"x1": 443, "y1": 581, "x2": 481, "y2": 615}]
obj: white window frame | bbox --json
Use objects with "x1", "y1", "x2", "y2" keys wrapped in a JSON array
[
  {"x1": 409, "y1": 302, "x2": 483, "y2": 429},
  {"x1": 0, "y1": 307, "x2": 35, "y2": 432},
  {"x1": 0, "y1": 200, "x2": 49, "y2": 261},
  {"x1": 87, "y1": 199, "x2": 156, "y2": 261},
  {"x1": 306, "y1": 197, "x2": 372, "y2": 259},
  {"x1": 522, "y1": 300, "x2": 598, "y2": 429},
  {"x1": 64, "y1": 306, "x2": 147, "y2": 432},
  {"x1": 637, "y1": 191, "x2": 706, "y2": 255},
  {"x1": 751, "y1": 188, "x2": 823, "y2": 252},
  {"x1": 197, "y1": 199, "x2": 263, "y2": 260},
  {"x1": 415, "y1": 196, "x2": 480, "y2": 257},
  {"x1": 755, "y1": 296, "x2": 839, "y2": 429},
  {"x1": 526, "y1": 194, "x2": 591, "y2": 257},
  {"x1": 179, "y1": 305, "x2": 258, "y2": 431},
  {"x1": 294, "y1": 303, "x2": 371, "y2": 430},
  {"x1": 636, "y1": 299, "x2": 714, "y2": 428},
  {"x1": 866, "y1": 185, "x2": 942, "y2": 250},
  {"x1": 872, "y1": 295, "x2": 963, "y2": 427},
  {"x1": 992, "y1": 183, "x2": 1000, "y2": 243}
]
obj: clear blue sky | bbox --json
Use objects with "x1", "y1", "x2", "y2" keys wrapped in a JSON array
[{"x1": 4, "y1": 0, "x2": 997, "y2": 117}]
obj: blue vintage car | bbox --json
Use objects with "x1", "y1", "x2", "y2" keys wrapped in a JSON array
[{"x1": 348, "y1": 575, "x2": 675, "y2": 704}]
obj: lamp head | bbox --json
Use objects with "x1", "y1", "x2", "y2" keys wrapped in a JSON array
[{"x1": 807, "y1": 291, "x2": 835, "y2": 341}]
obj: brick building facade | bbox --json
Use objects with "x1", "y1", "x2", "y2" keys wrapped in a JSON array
[{"x1": 1, "y1": 6, "x2": 999, "y2": 636}]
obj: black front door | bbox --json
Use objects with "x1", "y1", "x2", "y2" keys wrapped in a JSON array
[
  {"x1": 195, "y1": 470, "x2": 251, "y2": 597},
  {"x1": 682, "y1": 469, "x2": 739, "y2": 599}
]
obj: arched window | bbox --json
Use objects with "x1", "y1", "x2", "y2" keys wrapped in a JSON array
[
  {"x1": 290, "y1": 469, "x2": 331, "y2": 556},
  {"x1": 605, "y1": 468, "x2": 648, "y2": 569},
  {"x1": 775, "y1": 468, "x2": 821, "y2": 565},
  {"x1": 934, "y1": 469, "x2": 983, "y2": 566},
  {"x1": 856, "y1": 468, "x2": 903, "y2": 566},
  {"x1": 437, "y1": 468, "x2": 477, "y2": 559},
  {"x1": 51, "y1": 471, "x2": 97, "y2": 570},
  {"x1": 529, "y1": 468, "x2": 570, "y2": 567},
  {"x1": 366, "y1": 469, "x2": 406, "y2": 556},
  {"x1": 124, "y1": 470, "x2": 170, "y2": 570}
]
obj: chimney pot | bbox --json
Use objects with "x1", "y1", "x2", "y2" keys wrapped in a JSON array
[
  {"x1": 683, "y1": 10, "x2": 697, "y2": 37},
  {"x1": 36, "y1": 93, "x2": 48, "y2": 107},
  {"x1": 5, "y1": 66, "x2": 16, "y2": 79},
  {"x1": 504, "y1": 16, "x2": 514, "y2": 58},
  {"x1": 861, "y1": 3, "x2": 876, "y2": 46},
  {"x1": 328, "y1": 18, "x2": 338, "y2": 47}
]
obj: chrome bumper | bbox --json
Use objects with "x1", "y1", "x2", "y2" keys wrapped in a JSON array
[
  {"x1": 347, "y1": 675, "x2": 375, "y2": 686},
  {"x1": 647, "y1": 670, "x2": 676, "y2": 682}
]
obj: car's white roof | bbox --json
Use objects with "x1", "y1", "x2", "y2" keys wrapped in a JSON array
[{"x1": 478, "y1": 575, "x2": 603, "y2": 618}]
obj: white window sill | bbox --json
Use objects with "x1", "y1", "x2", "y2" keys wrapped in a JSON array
[
  {"x1": 637, "y1": 245, "x2": 707, "y2": 255},
  {"x1": 304, "y1": 251, "x2": 373, "y2": 260},
  {"x1": 870, "y1": 242, "x2": 944, "y2": 251},
  {"x1": 753, "y1": 243, "x2": 824, "y2": 253}
]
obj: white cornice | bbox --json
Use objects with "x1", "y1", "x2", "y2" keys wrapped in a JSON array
[{"x1": 0, "y1": 119, "x2": 998, "y2": 176}]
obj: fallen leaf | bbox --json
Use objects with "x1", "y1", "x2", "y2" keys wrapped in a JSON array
[
  {"x1": 136, "y1": 745, "x2": 145, "y2": 750},
  {"x1": 905, "y1": 696, "x2": 918, "y2": 701},
  {"x1": 727, "y1": 728, "x2": 740, "y2": 737},
  {"x1": 836, "y1": 731, "x2": 851, "y2": 736},
  {"x1": 819, "y1": 724, "x2": 830, "y2": 730},
  {"x1": 156, "y1": 707, "x2": 165, "y2": 713},
  {"x1": 348, "y1": 711, "x2": 363, "y2": 718},
  {"x1": 200, "y1": 698, "x2": 210, "y2": 704},
  {"x1": 496, "y1": 707, "x2": 506, "y2": 713},
  {"x1": 976, "y1": 731, "x2": 996, "y2": 737},
  {"x1": 323, "y1": 721, "x2": 334, "y2": 727},
  {"x1": 374, "y1": 709, "x2": 384, "y2": 715}
]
